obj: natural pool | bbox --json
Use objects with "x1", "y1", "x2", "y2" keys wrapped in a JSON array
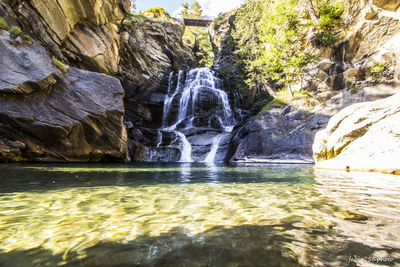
[{"x1": 0, "y1": 163, "x2": 399, "y2": 266}]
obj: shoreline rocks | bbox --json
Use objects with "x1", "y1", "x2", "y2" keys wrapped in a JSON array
[{"x1": 313, "y1": 92, "x2": 400, "y2": 175}]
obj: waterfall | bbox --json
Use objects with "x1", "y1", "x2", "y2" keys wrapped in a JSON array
[
  {"x1": 175, "y1": 131, "x2": 193, "y2": 162},
  {"x1": 157, "y1": 68, "x2": 237, "y2": 162},
  {"x1": 203, "y1": 134, "x2": 223, "y2": 163}
]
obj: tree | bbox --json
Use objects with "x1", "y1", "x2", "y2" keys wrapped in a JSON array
[
  {"x1": 181, "y1": 1, "x2": 202, "y2": 18},
  {"x1": 231, "y1": 0, "x2": 319, "y2": 101},
  {"x1": 131, "y1": 0, "x2": 136, "y2": 12},
  {"x1": 192, "y1": 1, "x2": 202, "y2": 17},
  {"x1": 180, "y1": 1, "x2": 214, "y2": 66},
  {"x1": 181, "y1": 2, "x2": 190, "y2": 17}
]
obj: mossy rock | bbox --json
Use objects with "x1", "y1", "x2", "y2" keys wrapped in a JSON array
[
  {"x1": 52, "y1": 57, "x2": 67, "y2": 72},
  {"x1": 0, "y1": 17, "x2": 10, "y2": 31}
]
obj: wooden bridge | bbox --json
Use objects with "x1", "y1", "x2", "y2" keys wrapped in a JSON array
[{"x1": 183, "y1": 18, "x2": 213, "y2": 27}]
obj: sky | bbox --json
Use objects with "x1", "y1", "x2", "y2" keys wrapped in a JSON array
[{"x1": 135, "y1": 0, "x2": 244, "y2": 18}]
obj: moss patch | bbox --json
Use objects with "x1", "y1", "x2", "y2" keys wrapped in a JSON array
[
  {"x1": 8, "y1": 26, "x2": 32, "y2": 42},
  {"x1": 369, "y1": 62, "x2": 385, "y2": 75},
  {"x1": 257, "y1": 98, "x2": 285, "y2": 116},
  {"x1": 0, "y1": 17, "x2": 10, "y2": 31},
  {"x1": 52, "y1": 57, "x2": 67, "y2": 72}
]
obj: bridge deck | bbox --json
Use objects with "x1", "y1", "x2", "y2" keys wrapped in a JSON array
[{"x1": 183, "y1": 18, "x2": 213, "y2": 27}]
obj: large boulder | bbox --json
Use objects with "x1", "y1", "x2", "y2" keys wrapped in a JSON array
[
  {"x1": 313, "y1": 92, "x2": 400, "y2": 174},
  {"x1": 0, "y1": 67, "x2": 127, "y2": 162},
  {"x1": 0, "y1": 34, "x2": 127, "y2": 162},
  {"x1": 372, "y1": 0, "x2": 400, "y2": 11},
  {"x1": 228, "y1": 108, "x2": 330, "y2": 163},
  {"x1": 0, "y1": 31, "x2": 61, "y2": 94}
]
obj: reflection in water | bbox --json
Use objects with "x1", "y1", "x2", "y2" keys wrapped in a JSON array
[{"x1": 0, "y1": 163, "x2": 399, "y2": 266}]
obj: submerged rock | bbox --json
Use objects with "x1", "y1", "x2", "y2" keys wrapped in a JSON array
[
  {"x1": 0, "y1": 66, "x2": 127, "y2": 162},
  {"x1": 313, "y1": 92, "x2": 400, "y2": 174}
]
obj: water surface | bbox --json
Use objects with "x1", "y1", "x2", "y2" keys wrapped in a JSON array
[{"x1": 0, "y1": 163, "x2": 399, "y2": 266}]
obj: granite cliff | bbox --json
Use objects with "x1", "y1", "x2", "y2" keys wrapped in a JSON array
[
  {"x1": 210, "y1": 0, "x2": 400, "y2": 173},
  {"x1": 0, "y1": 0, "x2": 195, "y2": 162}
]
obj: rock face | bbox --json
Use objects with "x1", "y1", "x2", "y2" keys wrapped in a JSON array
[
  {"x1": 0, "y1": 33, "x2": 127, "y2": 162},
  {"x1": 372, "y1": 0, "x2": 400, "y2": 11},
  {"x1": 228, "y1": 108, "x2": 329, "y2": 163},
  {"x1": 0, "y1": 0, "x2": 198, "y2": 163},
  {"x1": 211, "y1": 0, "x2": 400, "y2": 166},
  {"x1": 0, "y1": 67, "x2": 127, "y2": 162},
  {"x1": 313, "y1": 93, "x2": 400, "y2": 174},
  {"x1": 2, "y1": 0, "x2": 130, "y2": 74},
  {"x1": 0, "y1": 31, "x2": 61, "y2": 94},
  {"x1": 118, "y1": 16, "x2": 196, "y2": 160},
  {"x1": 120, "y1": 17, "x2": 195, "y2": 128}
]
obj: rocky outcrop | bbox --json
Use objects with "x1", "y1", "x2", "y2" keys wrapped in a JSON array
[
  {"x1": 0, "y1": 67, "x2": 127, "y2": 162},
  {"x1": 372, "y1": 0, "x2": 400, "y2": 11},
  {"x1": 313, "y1": 92, "x2": 400, "y2": 174},
  {"x1": 215, "y1": 0, "x2": 400, "y2": 165},
  {"x1": 0, "y1": 33, "x2": 127, "y2": 162},
  {"x1": 118, "y1": 15, "x2": 196, "y2": 160},
  {"x1": 209, "y1": 12, "x2": 251, "y2": 108},
  {"x1": 228, "y1": 108, "x2": 329, "y2": 163},
  {"x1": 1, "y1": 0, "x2": 130, "y2": 74},
  {"x1": 120, "y1": 16, "x2": 195, "y2": 129},
  {"x1": 0, "y1": 31, "x2": 61, "y2": 94},
  {"x1": 0, "y1": 0, "x2": 199, "y2": 162}
]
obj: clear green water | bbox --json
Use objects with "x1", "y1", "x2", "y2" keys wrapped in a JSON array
[{"x1": 0, "y1": 163, "x2": 399, "y2": 267}]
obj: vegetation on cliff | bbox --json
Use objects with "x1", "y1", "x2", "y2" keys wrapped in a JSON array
[
  {"x1": 215, "y1": 0, "x2": 347, "y2": 103},
  {"x1": 181, "y1": 1, "x2": 214, "y2": 67}
]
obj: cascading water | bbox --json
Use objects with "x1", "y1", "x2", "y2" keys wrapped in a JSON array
[{"x1": 155, "y1": 68, "x2": 238, "y2": 162}]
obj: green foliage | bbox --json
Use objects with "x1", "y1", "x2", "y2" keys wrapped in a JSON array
[
  {"x1": 8, "y1": 26, "x2": 22, "y2": 39},
  {"x1": 52, "y1": 57, "x2": 67, "y2": 72},
  {"x1": 312, "y1": 0, "x2": 345, "y2": 47},
  {"x1": 0, "y1": 17, "x2": 10, "y2": 31},
  {"x1": 231, "y1": 0, "x2": 318, "y2": 102},
  {"x1": 143, "y1": 7, "x2": 170, "y2": 19},
  {"x1": 369, "y1": 62, "x2": 385, "y2": 75},
  {"x1": 312, "y1": 30, "x2": 341, "y2": 46},
  {"x1": 319, "y1": 1, "x2": 345, "y2": 27},
  {"x1": 258, "y1": 98, "x2": 285, "y2": 115},
  {"x1": 181, "y1": 1, "x2": 202, "y2": 18},
  {"x1": 218, "y1": 66, "x2": 229, "y2": 76},
  {"x1": 181, "y1": 1, "x2": 214, "y2": 67},
  {"x1": 122, "y1": 20, "x2": 133, "y2": 27},
  {"x1": 123, "y1": 13, "x2": 152, "y2": 26},
  {"x1": 8, "y1": 26, "x2": 32, "y2": 42},
  {"x1": 213, "y1": 14, "x2": 225, "y2": 30},
  {"x1": 350, "y1": 84, "x2": 361, "y2": 94}
]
